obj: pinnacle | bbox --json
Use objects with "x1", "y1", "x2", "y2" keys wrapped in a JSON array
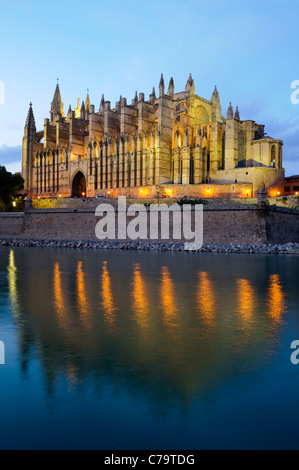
[{"x1": 25, "y1": 102, "x2": 36, "y2": 130}]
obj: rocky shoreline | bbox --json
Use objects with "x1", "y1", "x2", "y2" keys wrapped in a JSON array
[{"x1": 0, "y1": 237, "x2": 299, "y2": 254}]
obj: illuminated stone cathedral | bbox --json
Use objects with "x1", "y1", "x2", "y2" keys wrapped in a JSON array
[{"x1": 22, "y1": 75, "x2": 284, "y2": 199}]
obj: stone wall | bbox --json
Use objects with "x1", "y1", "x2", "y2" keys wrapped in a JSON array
[
  {"x1": 265, "y1": 208, "x2": 299, "y2": 243},
  {"x1": 0, "y1": 213, "x2": 24, "y2": 236},
  {"x1": 1, "y1": 205, "x2": 299, "y2": 245}
]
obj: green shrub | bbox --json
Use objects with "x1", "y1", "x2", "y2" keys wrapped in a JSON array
[{"x1": 0, "y1": 166, "x2": 24, "y2": 205}]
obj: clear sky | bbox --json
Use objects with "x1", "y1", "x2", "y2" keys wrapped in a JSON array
[{"x1": 0, "y1": 0, "x2": 298, "y2": 176}]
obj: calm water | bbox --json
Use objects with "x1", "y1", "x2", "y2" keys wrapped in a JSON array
[{"x1": 0, "y1": 247, "x2": 299, "y2": 450}]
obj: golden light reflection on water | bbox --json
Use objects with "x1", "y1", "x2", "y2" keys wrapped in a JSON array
[
  {"x1": 267, "y1": 274, "x2": 287, "y2": 326},
  {"x1": 76, "y1": 261, "x2": 91, "y2": 328},
  {"x1": 53, "y1": 263, "x2": 69, "y2": 329},
  {"x1": 160, "y1": 266, "x2": 179, "y2": 331},
  {"x1": 7, "y1": 249, "x2": 19, "y2": 318},
  {"x1": 66, "y1": 362, "x2": 80, "y2": 389},
  {"x1": 236, "y1": 279, "x2": 258, "y2": 328},
  {"x1": 101, "y1": 261, "x2": 117, "y2": 332},
  {"x1": 3, "y1": 247, "x2": 292, "y2": 410},
  {"x1": 196, "y1": 272, "x2": 216, "y2": 329},
  {"x1": 132, "y1": 264, "x2": 150, "y2": 332}
]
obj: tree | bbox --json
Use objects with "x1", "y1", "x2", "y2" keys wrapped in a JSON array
[{"x1": 0, "y1": 166, "x2": 24, "y2": 209}]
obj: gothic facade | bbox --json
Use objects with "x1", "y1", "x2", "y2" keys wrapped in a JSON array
[{"x1": 22, "y1": 75, "x2": 284, "y2": 198}]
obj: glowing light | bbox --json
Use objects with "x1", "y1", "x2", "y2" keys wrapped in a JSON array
[
  {"x1": 53, "y1": 263, "x2": 69, "y2": 329},
  {"x1": 160, "y1": 266, "x2": 179, "y2": 331},
  {"x1": 7, "y1": 250, "x2": 20, "y2": 318},
  {"x1": 12, "y1": 201, "x2": 16, "y2": 207},
  {"x1": 76, "y1": 261, "x2": 90, "y2": 328},
  {"x1": 58, "y1": 194, "x2": 62, "y2": 198},
  {"x1": 101, "y1": 261, "x2": 117, "y2": 332},
  {"x1": 82, "y1": 192, "x2": 86, "y2": 197},
  {"x1": 267, "y1": 274, "x2": 287, "y2": 327},
  {"x1": 236, "y1": 279, "x2": 257, "y2": 329},
  {"x1": 132, "y1": 264, "x2": 149, "y2": 332},
  {"x1": 196, "y1": 272, "x2": 216, "y2": 330}
]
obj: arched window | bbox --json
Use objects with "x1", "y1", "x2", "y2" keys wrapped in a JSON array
[
  {"x1": 238, "y1": 131, "x2": 245, "y2": 167},
  {"x1": 271, "y1": 145, "x2": 276, "y2": 168},
  {"x1": 279, "y1": 147, "x2": 282, "y2": 169}
]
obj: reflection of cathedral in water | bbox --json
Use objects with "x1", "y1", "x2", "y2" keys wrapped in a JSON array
[{"x1": 7, "y1": 248, "x2": 287, "y2": 408}]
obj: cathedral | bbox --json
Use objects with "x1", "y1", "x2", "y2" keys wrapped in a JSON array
[{"x1": 22, "y1": 75, "x2": 284, "y2": 199}]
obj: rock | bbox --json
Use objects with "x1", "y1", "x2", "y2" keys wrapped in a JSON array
[{"x1": 1, "y1": 237, "x2": 299, "y2": 255}]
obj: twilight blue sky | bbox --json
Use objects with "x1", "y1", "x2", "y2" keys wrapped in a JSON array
[{"x1": 0, "y1": 0, "x2": 298, "y2": 175}]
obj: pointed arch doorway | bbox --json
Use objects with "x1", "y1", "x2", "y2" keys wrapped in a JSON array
[{"x1": 72, "y1": 171, "x2": 87, "y2": 197}]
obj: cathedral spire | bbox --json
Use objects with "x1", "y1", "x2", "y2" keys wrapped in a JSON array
[
  {"x1": 25, "y1": 102, "x2": 36, "y2": 133},
  {"x1": 150, "y1": 87, "x2": 156, "y2": 104},
  {"x1": 227, "y1": 102, "x2": 234, "y2": 120},
  {"x1": 159, "y1": 74, "x2": 165, "y2": 97},
  {"x1": 211, "y1": 85, "x2": 222, "y2": 122},
  {"x1": 185, "y1": 74, "x2": 195, "y2": 93},
  {"x1": 134, "y1": 90, "x2": 138, "y2": 105},
  {"x1": 212, "y1": 85, "x2": 220, "y2": 103},
  {"x1": 50, "y1": 83, "x2": 64, "y2": 121},
  {"x1": 85, "y1": 90, "x2": 91, "y2": 112},
  {"x1": 99, "y1": 94, "x2": 105, "y2": 113},
  {"x1": 168, "y1": 77, "x2": 174, "y2": 97},
  {"x1": 99, "y1": 94, "x2": 105, "y2": 114},
  {"x1": 74, "y1": 98, "x2": 81, "y2": 118},
  {"x1": 81, "y1": 100, "x2": 85, "y2": 119},
  {"x1": 234, "y1": 106, "x2": 240, "y2": 121}
]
